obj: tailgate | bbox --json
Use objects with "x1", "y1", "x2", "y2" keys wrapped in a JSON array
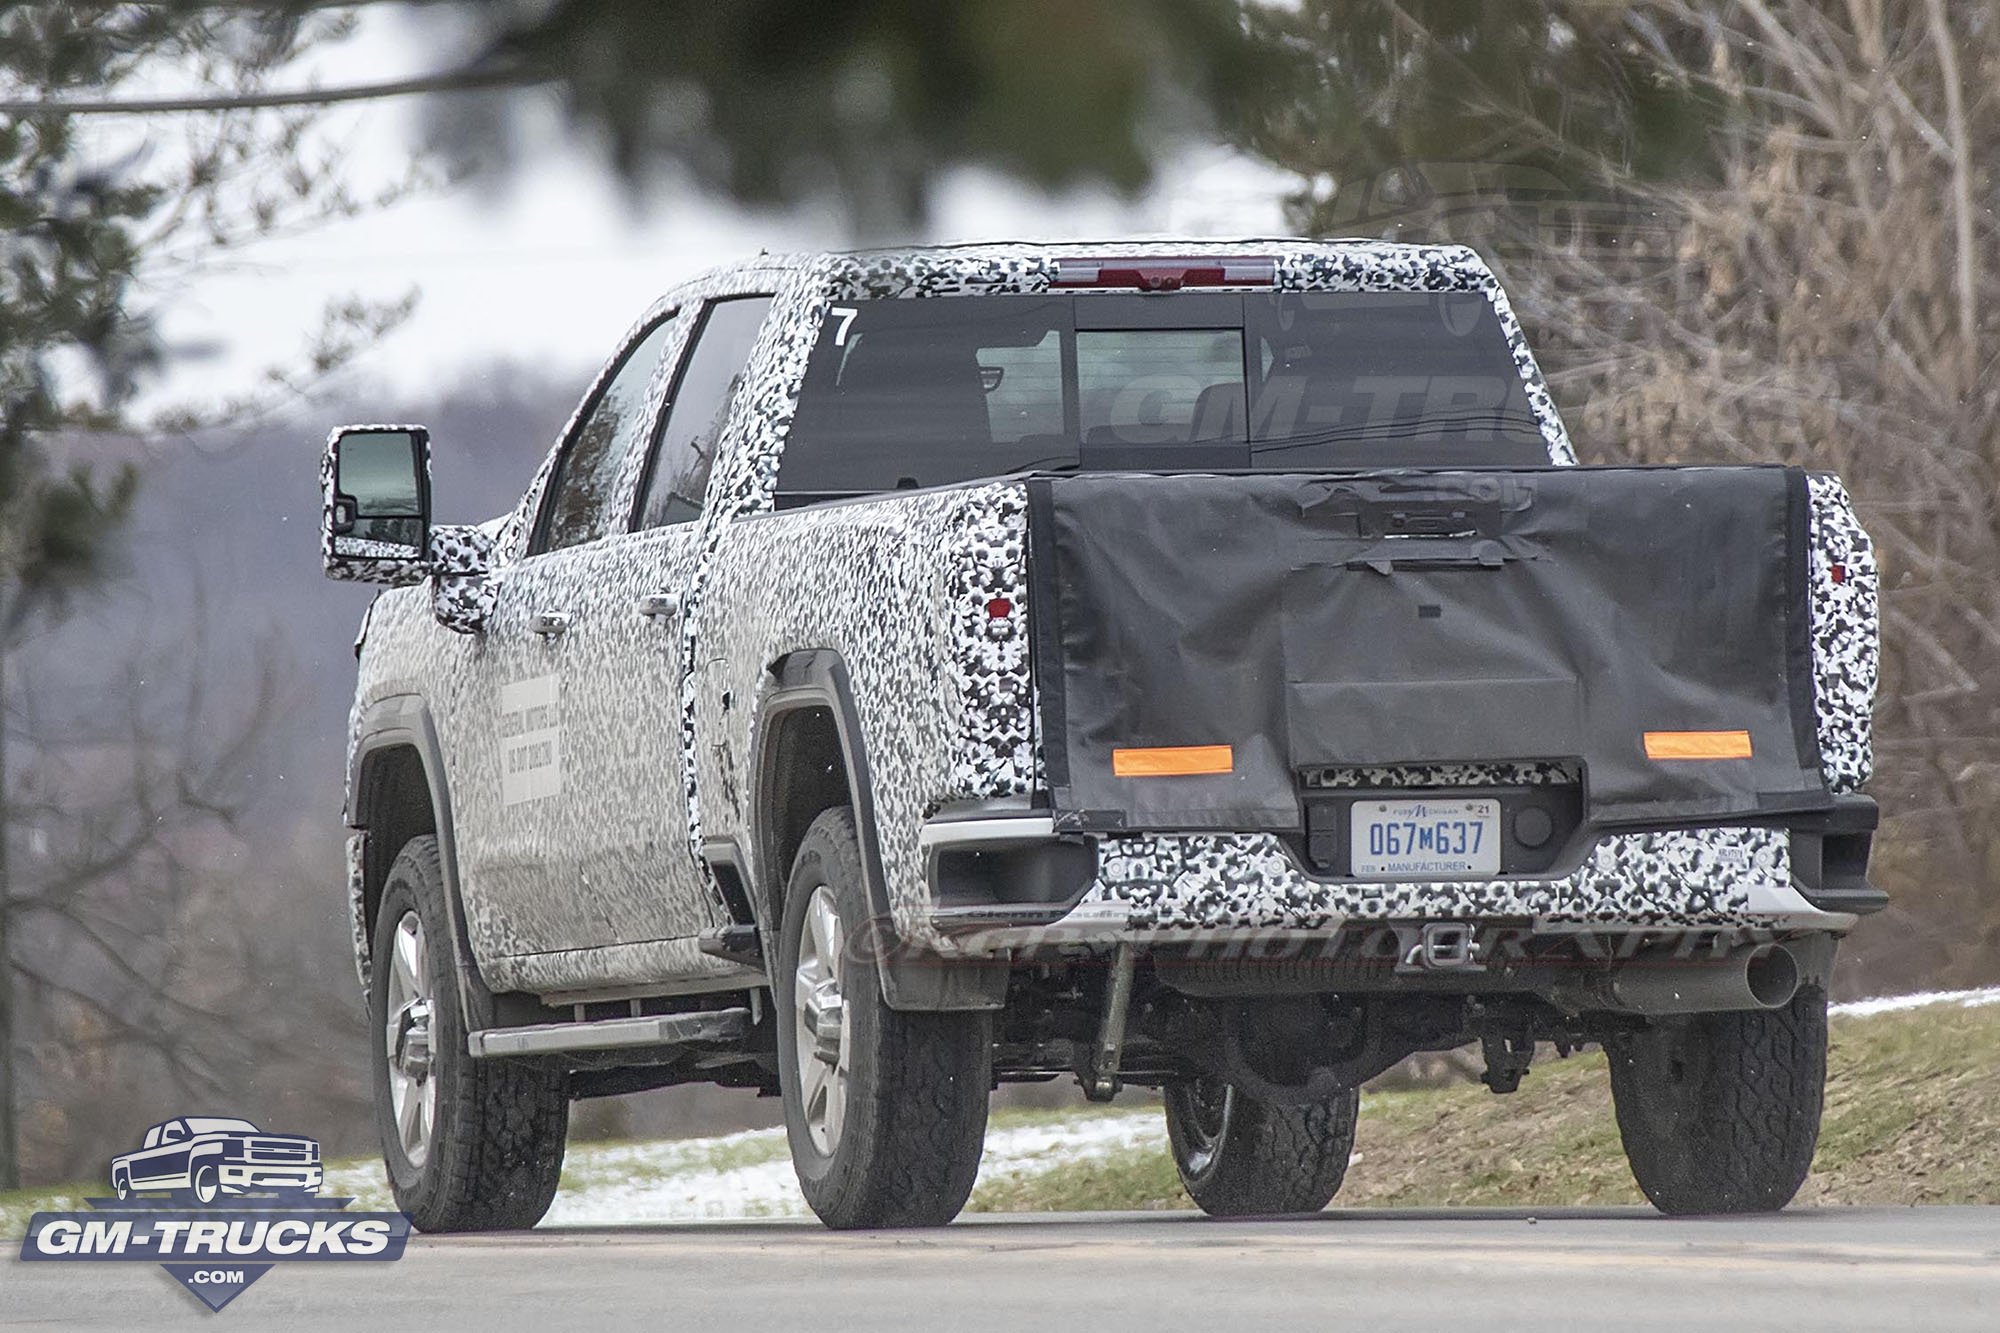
[{"x1": 1026, "y1": 466, "x2": 1828, "y2": 834}]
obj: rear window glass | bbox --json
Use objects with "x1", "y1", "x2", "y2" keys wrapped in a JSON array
[{"x1": 779, "y1": 291, "x2": 1545, "y2": 497}]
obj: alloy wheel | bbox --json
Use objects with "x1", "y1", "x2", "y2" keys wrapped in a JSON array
[
  {"x1": 792, "y1": 885, "x2": 851, "y2": 1156},
  {"x1": 384, "y1": 910, "x2": 438, "y2": 1170}
]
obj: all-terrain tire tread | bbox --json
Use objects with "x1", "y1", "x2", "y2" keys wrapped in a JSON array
[
  {"x1": 1166, "y1": 1084, "x2": 1359, "y2": 1217},
  {"x1": 375, "y1": 836, "x2": 568, "y2": 1233},
  {"x1": 781, "y1": 807, "x2": 991, "y2": 1229},
  {"x1": 1609, "y1": 986, "x2": 1826, "y2": 1215}
]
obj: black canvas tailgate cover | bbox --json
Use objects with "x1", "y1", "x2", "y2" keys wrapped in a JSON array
[{"x1": 1026, "y1": 466, "x2": 1825, "y2": 833}]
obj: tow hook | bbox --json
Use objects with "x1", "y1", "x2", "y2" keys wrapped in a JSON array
[{"x1": 1085, "y1": 943, "x2": 1137, "y2": 1102}]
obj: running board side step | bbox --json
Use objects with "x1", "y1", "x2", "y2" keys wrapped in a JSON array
[{"x1": 467, "y1": 1007, "x2": 751, "y2": 1058}]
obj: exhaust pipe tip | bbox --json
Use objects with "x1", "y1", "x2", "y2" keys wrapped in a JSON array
[
  {"x1": 1597, "y1": 941, "x2": 1804, "y2": 1015},
  {"x1": 1743, "y1": 943, "x2": 1801, "y2": 1010}
]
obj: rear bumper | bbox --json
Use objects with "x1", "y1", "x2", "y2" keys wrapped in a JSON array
[{"x1": 923, "y1": 801, "x2": 1876, "y2": 955}]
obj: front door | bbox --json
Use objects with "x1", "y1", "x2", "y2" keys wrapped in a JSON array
[
  {"x1": 459, "y1": 295, "x2": 776, "y2": 978},
  {"x1": 459, "y1": 310, "x2": 686, "y2": 961}
]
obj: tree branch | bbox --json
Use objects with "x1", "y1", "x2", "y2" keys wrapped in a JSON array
[{"x1": 0, "y1": 63, "x2": 549, "y2": 115}]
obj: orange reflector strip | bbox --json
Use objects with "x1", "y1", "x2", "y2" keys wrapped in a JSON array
[
  {"x1": 1112, "y1": 745, "x2": 1235, "y2": 778},
  {"x1": 1644, "y1": 730, "x2": 1754, "y2": 761}
]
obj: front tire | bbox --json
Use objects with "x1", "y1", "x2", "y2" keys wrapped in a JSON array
[
  {"x1": 776, "y1": 807, "x2": 992, "y2": 1229},
  {"x1": 1608, "y1": 987, "x2": 1827, "y2": 1215},
  {"x1": 192, "y1": 1165, "x2": 221, "y2": 1206},
  {"x1": 1164, "y1": 1076, "x2": 1359, "y2": 1217},
  {"x1": 369, "y1": 835, "x2": 569, "y2": 1232}
]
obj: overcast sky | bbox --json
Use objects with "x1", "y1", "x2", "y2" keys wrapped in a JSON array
[{"x1": 135, "y1": 9, "x2": 1295, "y2": 420}]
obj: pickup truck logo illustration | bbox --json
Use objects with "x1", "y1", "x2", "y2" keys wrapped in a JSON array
[{"x1": 109, "y1": 1117, "x2": 324, "y2": 1206}]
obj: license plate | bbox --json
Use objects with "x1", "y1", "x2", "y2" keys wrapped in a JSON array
[{"x1": 1350, "y1": 798, "x2": 1501, "y2": 878}]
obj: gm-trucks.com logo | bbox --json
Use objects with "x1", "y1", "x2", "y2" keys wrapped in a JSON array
[{"x1": 18, "y1": 1115, "x2": 408, "y2": 1312}]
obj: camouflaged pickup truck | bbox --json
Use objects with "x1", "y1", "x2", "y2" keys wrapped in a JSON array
[{"x1": 321, "y1": 240, "x2": 1881, "y2": 1231}]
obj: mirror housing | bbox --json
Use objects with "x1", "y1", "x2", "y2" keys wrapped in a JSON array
[{"x1": 321, "y1": 424, "x2": 432, "y2": 585}]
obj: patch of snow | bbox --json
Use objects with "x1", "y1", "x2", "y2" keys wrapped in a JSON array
[
  {"x1": 299, "y1": 1110, "x2": 1169, "y2": 1226},
  {"x1": 545, "y1": 1112, "x2": 1166, "y2": 1226},
  {"x1": 546, "y1": 1135, "x2": 797, "y2": 1224},
  {"x1": 320, "y1": 1157, "x2": 393, "y2": 1209},
  {"x1": 1830, "y1": 986, "x2": 2000, "y2": 1018}
]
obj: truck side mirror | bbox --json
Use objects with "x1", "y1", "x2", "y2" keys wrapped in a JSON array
[{"x1": 322, "y1": 425, "x2": 432, "y2": 584}]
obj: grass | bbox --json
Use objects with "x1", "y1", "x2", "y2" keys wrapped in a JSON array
[
  {"x1": 6, "y1": 1001, "x2": 1994, "y2": 1232},
  {"x1": 0, "y1": 1182, "x2": 90, "y2": 1238},
  {"x1": 973, "y1": 1000, "x2": 2000, "y2": 1212}
]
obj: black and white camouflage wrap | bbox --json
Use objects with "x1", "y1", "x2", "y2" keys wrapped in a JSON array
[
  {"x1": 1805, "y1": 473, "x2": 1878, "y2": 792},
  {"x1": 346, "y1": 831, "x2": 370, "y2": 992},
  {"x1": 1305, "y1": 761, "x2": 1577, "y2": 789},
  {"x1": 943, "y1": 486, "x2": 1036, "y2": 795},
  {"x1": 1073, "y1": 828, "x2": 1788, "y2": 933},
  {"x1": 426, "y1": 522, "x2": 498, "y2": 636},
  {"x1": 694, "y1": 481, "x2": 1040, "y2": 938},
  {"x1": 337, "y1": 240, "x2": 1873, "y2": 996}
]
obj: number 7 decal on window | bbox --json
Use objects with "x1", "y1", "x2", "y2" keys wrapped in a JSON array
[{"x1": 829, "y1": 306, "x2": 858, "y2": 347}]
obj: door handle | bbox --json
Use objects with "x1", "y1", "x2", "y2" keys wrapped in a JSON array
[
  {"x1": 529, "y1": 610, "x2": 572, "y2": 637},
  {"x1": 636, "y1": 592, "x2": 682, "y2": 620}
]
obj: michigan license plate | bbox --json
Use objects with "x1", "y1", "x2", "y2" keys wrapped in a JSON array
[{"x1": 1350, "y1": 798, "x2": 1501, "y2": 878}]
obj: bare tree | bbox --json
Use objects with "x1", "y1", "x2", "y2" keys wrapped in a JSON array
[
  {"x1": 0, "y1": 3, "x2": 429, "y2": 1188},
  {"x1": 3, "y1": 597, "x2": 368, "y2": 1185}
]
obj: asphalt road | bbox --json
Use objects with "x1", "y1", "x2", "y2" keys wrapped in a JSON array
[{"x1": 5, "y1": 1206, "x2": 1998, "y2": 1330}]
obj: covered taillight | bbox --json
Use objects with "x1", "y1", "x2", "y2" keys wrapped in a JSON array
[{"x1": 1052, "y1": 256, "x2": 1277, "y2": 291}]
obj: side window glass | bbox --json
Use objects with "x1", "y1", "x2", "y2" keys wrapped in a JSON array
[
  {"x1": 634, "y1": 296, "x2": 773, "y2": 530},
  {"x1": 538, "y1": 316, "x2": 678, "y2": 552}
]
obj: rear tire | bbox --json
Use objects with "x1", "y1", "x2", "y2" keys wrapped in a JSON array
[
  {"x1": 776, "y1": 807, "x2": 992, "y2": 1229},
  {"x1": 370, "y1": 835, "x2": 569, "y2": 1232},
  {"x1": 1608, "y1": 987, "x2": 1827, "y2": 1215},
  {"x1": 1164, "y1": 1076, "x2": 1359, "y2": 1217}
]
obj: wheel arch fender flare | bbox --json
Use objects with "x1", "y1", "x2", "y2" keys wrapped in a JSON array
[
  {"x1": 347, "y1": 692, "x2": 495, "y2": 1029},
  {"x1": 742, "y1": 649, "x2": 1006, "y2": 1012},
  {"x1": 743, "y1": 650, "x2": 894, "y2": 945}
]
